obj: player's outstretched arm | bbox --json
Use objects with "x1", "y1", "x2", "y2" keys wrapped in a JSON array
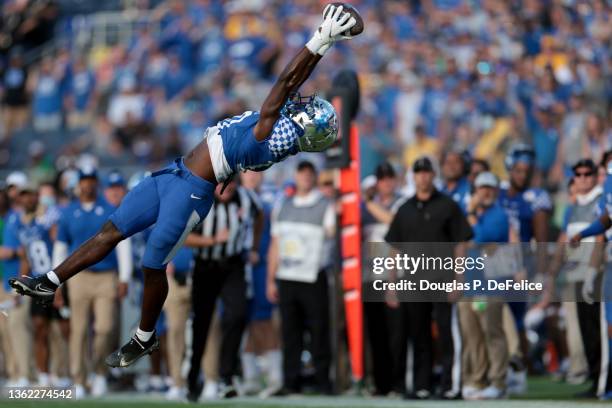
[{"x1": 253, "y1": 4, "x2": 357, "y2": 141}]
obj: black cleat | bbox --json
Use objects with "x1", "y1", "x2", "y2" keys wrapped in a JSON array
[
  {"x1": 105, "y1": 333, "x2": 159, "y2": 368},
  {"x1": 9, "y1": 275, "x2": 57, "y2": 300}
]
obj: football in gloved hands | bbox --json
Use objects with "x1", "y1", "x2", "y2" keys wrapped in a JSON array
[{"x1": 327, "y1": 3, "x2": 364, "y2": 36}]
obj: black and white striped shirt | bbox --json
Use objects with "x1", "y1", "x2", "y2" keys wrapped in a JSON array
[{"x1": 196, "y1": 187, "x2": 262, "y2": 261}]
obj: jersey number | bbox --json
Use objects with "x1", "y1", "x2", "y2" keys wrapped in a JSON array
[{"x1": 28, "y1": 240, "x2": 51, "y2": 273}]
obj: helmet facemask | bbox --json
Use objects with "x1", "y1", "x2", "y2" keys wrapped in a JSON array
[{"x1": 282, "y1": 93, "x2": 338, "y2": 152}]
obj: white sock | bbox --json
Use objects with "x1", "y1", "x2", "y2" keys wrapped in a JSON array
[
  {"x1": 265, "y1": 350, "x2": 282, "y2": 386},
  {"x1": 241, "y1": 352, "x2": 258, "y2": 382},
  {"x1": 136, "y1": 328, "x2": 154, "y2": 342},
  {"x1": 46, "y1": 271, "x2": 60, "y2": 286}
]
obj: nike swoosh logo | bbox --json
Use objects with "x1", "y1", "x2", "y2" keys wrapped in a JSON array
[
  {"x1": 35, "y1": 284, "x2": 55, "y2": 294},
  {"x1": 190, "y1": 194, "x2": 202, "y2": 200}
]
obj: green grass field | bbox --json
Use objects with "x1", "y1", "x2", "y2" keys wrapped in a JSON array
[{"x1": 0, "y1": 377, "x2": 607, "y2": 408}]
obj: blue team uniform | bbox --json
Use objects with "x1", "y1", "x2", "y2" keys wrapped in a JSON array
[
  {"x1": 58, "y1": 199, "x2": 119, "y2": 271},
  {"x1": 4, "y1": 215, "x2": 54, "y2": 276},
  {"x1": 472, "y1": 203, "x2": 510, "y2": 243},
  {"x1": 583, "y1": 173, "x2": 612, "y2": 397},
  {"x1": 441, "y1": 177, "x2": 471, "y2": 213},
  {"x1": 110, "y1": 112, "x2": 301, "y2": 270},
  {"x1": 2, "y1": 211, "x2": 21, "y2": 291},
  {"x1": 595, "y1": 175, "x2": 612, "y2": 325},
  {"x1": 498, "y1": 187, "x2": 552, "y2": 242},
  {"x1": 206, "y1": 111, "x2": 300, "y2": 179},
  {"x1": 465, "y1": 203, "x2": 510, "y2": 297},
  {"x1": 597, "y1": 174, "x2": 612, "y2": 217},
  {"x1": 498, "y1": 186, "x2": 551, "y2": 329}
]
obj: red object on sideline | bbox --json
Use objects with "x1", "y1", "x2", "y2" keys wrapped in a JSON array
[{"x1": 340, "y1": 124, "x2": 363, "y2": 381}]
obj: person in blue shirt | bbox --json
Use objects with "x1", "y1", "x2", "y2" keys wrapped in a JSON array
[
  {"x1": 3, "y1": 181, "x2": 70, "y2": 386},
  {"x1": 498, "y1": 144, "x2": 552, "y2": 244},
  {"x1": 103, "y1": 170, "x2": 127, "y2": 208},
  {"x1": 163, "y1": 54, "x2": 192, "y2": 102},
  {"x1": 51, "y1": 167, "x2": 132, "y2": 398},
  {"x1": 440, "y1": 150, "x2": 471, "y2": 213},
  {"x1": 527, "y1": 104, "x2": 560, "y2": 178},
  {"x1": 0, "y1": 184, "x2": 33, "y2": 387},
  {"x1": 66, "y1": 57, "x2": 96, "y2": 129},
  {"x1": 497, "y1": 143, "x2": 551, "y2": 392},
  {"x1": 467, "y1": 172, "x2": 509, "y2": 243},
  {"x1": 462, "y1": 171, "x2": 510, "y2": 400},
  {"x1": 32, "y1": 57, "x2": 64, "y2": 132},
  {"x1": 10, "y1": 4, "x2": 361, "y2": 369},
  {"x1": 420, "y1": 74, "x2": 449, "y2": 137}
]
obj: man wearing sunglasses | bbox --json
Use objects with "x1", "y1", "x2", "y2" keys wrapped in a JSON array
[{"x1": 569, "y1": 158, "x2": 612, "y2": 398}]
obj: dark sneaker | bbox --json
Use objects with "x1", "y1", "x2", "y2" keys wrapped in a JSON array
[
  {"x1": 9, "y1": 275, "x2": 57, "y2": 300},
  {"x1": 218, "y1": 380, "x2": 238, "y2": 399},
  {"x1": 186, "y1": 378, "x2": 203, "y2": 403},
  {"x1": 105, "y1": 333, "x2": 159, "y2": 368}
]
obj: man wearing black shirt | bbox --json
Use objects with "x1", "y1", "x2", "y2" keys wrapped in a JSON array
[
  {"x1": 385, "y1": 157, "x2": 472, "y2": 400},
  {"x1": 184, "y1": 179, "x2": 263, "y2": 401}
]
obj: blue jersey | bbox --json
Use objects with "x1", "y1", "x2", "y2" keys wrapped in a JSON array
[
  {"x1": 473, "y1": 203, "x2": 509, "y2": 243},
  {"x1": 4, "y1": 215, "x2": 54, "y2": 276},
  {"x1": 206, "y1": 111, "x2": 301, "y2": 182},
  {"x1": 1, "y1": 211, "x2": 20, "y2": 291},
  {"x1": 33, "y1": 74, "x2": 63, "y2": 115},
  {"x1": 498, "y1": 187, "x2": 552, "y2": 242},
  {"x1": 70, "y1": 70, "x2": 96, "y2": 111},
  {"x1": 598, "y1": 174, "x2": 612, "y2": 217},
  {"x1": 57, "y1": 199, "x2": 118, "y2": 272},
  {"x1": 440, "y1": 177, "x2": 471, "y2": 213}
]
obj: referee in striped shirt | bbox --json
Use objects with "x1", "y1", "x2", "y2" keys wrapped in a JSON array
[{"x1": 185, "y1": 178, "x2": 263, "y2": 400}]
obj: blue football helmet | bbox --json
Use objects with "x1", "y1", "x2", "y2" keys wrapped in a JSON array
[
  {"x1": 282, "y1": 93, "x2": 338, "y2": 152},
  {"x1": 505, "y1": 143, "x2": 535, "y2": 171}
]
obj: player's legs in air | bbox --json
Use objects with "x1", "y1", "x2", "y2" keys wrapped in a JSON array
[
  {"x1": 10, "y1": 2, "x2": 362, "y2": 368},
  {"x1": 10, "y1": 159, "x2": 215, "y2": 366}
]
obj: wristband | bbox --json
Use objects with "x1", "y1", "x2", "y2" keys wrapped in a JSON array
[
  {"x1": 317, "y1": 41, "x2": 332, "y2": 55},
  {"x1": 306, "y1": 35, "x2": 325, "y2": 55},
  {"x1": 306, "y1": 35, "x2": 332, "y2": 56}
]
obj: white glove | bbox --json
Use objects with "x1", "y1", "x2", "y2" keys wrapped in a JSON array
[
  {"x1": 582, "y1": 266, "x2": 597, "y2": 304},
  {"x1": 306, "y1": 4, "x2": 357, "y2": 56}
]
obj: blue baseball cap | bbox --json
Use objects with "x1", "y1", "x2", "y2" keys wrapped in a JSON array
[{"x1": 106, "y1": 170, "x2": 125, "y2": 187}]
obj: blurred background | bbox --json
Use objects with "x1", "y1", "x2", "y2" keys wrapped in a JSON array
[{"x1": 0, "y1": 0, "x2": 611, "y2": 404}]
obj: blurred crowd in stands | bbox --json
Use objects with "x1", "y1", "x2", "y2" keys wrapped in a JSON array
[{"x1": 0, "y1": 0, "x2": 611, "y2": 403}]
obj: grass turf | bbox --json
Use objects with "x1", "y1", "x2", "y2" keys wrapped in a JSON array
[{"x1": 0, "y1": 377, "x2": 605, "y2": 408}]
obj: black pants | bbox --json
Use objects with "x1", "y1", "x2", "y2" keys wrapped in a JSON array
[
  {"x1": 576, "y1": 281, "x2": 612, "y2": 393},
  {"x1": 389, "y1": 301, "x2": 460, "y2": 394},
  {"x1": 363, "y1": 299, "x2": 394, "y2": 394},
  {"x1": 188, "y1": 256, "x2": 248, "y2": 388},
  {"x1": 278, "y1": 272, "x2": 331, "y2": 392}
]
